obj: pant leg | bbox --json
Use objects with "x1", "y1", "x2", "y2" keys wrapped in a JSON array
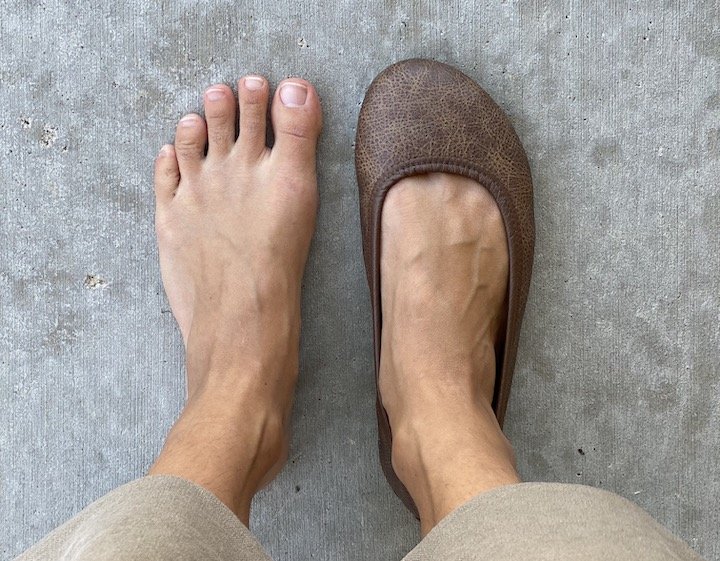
[
  {"x1": 14, "y1": 475, "x2": 273, "y2": 561},
  {"x1": 402, "y1": 483, "x2": 705, "y2": 561}
]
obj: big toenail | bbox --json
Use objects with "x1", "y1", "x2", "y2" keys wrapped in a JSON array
[
  {"x1": 180, "y1": 115, "x2": 197, "y2": 127},
  {"x1": 245, "y1": 76, "x2": 264, "y2": 91},
  {"x1": 206, "y1": 88, "x2": 225, "y2": 101},
  {"x1": 279, "y1": 82, "x2": 308, "y2": 107}
]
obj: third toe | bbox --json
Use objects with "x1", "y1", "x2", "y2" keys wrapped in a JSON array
[{"x1": 204, "y1": 84, "x2": 237, "y2": 156}]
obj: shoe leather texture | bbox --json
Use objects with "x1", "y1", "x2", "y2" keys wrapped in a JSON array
[{"x1": 355, "y1": 59, "x2": 535, "y2": 517}]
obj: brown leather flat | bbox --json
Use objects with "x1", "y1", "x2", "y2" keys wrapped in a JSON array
[{"x1": 355, "y1": 59, "x2": 535, "y2": 517}]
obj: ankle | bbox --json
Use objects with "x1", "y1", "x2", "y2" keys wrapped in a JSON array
[
  {"x1": 378, "y1": 347, "x2": 497, "y2": 421},
  {"x1": 149, "y1": 390, "x2": 288, "y2": 524},
  {"x1": 389, "y1": 400, "x2": 520, "y2": 533},
  {"x1": 389, "y1": 398, "x2": 515, "y2": 474}
]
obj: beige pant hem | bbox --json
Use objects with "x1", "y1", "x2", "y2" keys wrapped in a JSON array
[{"x1": 15, "y1": 477, "x2": 704, "y2": 561}]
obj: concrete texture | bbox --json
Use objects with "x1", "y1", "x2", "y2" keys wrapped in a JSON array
[{"x1": 1, "y1": 1, "x2": 718, "y2": 559}]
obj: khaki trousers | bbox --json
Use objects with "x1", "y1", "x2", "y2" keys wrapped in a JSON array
[{"x1": 15, "y1": 476, "x2": 703, "y2": 560}]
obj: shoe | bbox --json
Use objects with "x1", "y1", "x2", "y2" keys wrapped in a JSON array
[{"x1": 355, "y1": 58, "x2": 535, "y2": 516}]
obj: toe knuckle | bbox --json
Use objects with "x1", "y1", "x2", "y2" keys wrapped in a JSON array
[
  {"x1": 205, "y1": 107, "x2": 230, "y2": 122},
  {"x1": 174, "y1": 139, "x2": 201, "y2": 155},
  {"x1": 208, "y1": 129, "x2": 231, "y2": 146},
  {"x1": 161, "y1": 166, "x2": 179, "y2": 180},
  {"x1": 241, "y1": 90, "x2": 266, "y2": 106},
  {"x1": 240, "y1": 118, "x2": 264, "y2": 137},
  {"x1": 277, "y1": 123, "x2": 312, "y2": 140}
]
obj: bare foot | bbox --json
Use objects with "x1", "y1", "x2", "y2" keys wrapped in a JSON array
[
  {"x1": 379, "y1": 173, "x2": 520, "y2": 535},
  {"x1": 149, "y1": 75, "x2": 322, "y2": 525}
]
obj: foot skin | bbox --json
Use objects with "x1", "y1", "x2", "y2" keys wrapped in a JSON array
[
  {"x1": 149, "y1": 76, "x2": 322, "y2": 525},
  {"x1": 379, "y1": 173, "x2": 521, "y2": 535}
]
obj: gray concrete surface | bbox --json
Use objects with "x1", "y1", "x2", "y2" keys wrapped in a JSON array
[{"x1": 1, "y1": 1, "x2": 718, "y2": 559}]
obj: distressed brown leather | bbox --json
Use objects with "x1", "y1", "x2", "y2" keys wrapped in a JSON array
[{"x1": 355, "y1": 59, "x2": 535, "y2": 516}]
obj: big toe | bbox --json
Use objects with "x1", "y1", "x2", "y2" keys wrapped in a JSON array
[{"x1": 269, "y1": 78, "x2": 322, "y2": 165}]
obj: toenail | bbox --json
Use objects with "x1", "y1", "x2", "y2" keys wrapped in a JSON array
[
  {"x1": 206, "y1": 88, "x2": 226, "y2": 101},
  {"x1": 244, "y1": 76, "x2": 264, "y2": 91},
  {"x1": 279, "y1": 82, "x2": 308, "y2": 107},
  {"x1": 159, "y1": 145, "x2": 172, "y2": 157},
  {"x1": 179, "y1": 115, "x2": 198, "y2": 127}
]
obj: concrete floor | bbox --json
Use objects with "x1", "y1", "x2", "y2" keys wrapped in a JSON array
[{"x1": 1, "y1": 1, "x2": 718, "y2": 559}]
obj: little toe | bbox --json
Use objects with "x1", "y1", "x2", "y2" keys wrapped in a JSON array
[
  {"x1": 236, "y1": 75, "x2": 270, "y2": 162},
  {"x1": 174, "y1": 113, "x2": 207, "y2": 175},
  {"x1": 204, "y1": 84, "x2": 237, "y2": 157},
  {"x1": 270, "y1": 78, "x2": 323, "y2": 164},
  {"x1": 154, "y1": 144, "x2": 180, "y2": 202}
]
